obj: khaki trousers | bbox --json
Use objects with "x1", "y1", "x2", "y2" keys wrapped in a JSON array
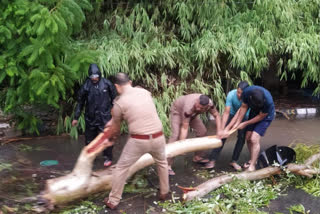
[
  {"x1": 108, "y1": 135, "x2": 169, "y2": 205},
  {"x1": 167, "y1": 105, "x2": 207, "y2": 165}
]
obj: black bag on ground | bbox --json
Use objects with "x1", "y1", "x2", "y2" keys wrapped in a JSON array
[{"x1": 257, "y1": 145, "x2": 296, "y2": 169}]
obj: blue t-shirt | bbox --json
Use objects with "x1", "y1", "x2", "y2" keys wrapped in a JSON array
[
  {"x1": 225, "y1": 89, "x2": 250, "y2": 117},
  {"x1": 242, "y1": 86, "x2": 275, "y2": 121}
]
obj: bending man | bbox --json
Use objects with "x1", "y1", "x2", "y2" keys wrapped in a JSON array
[
  {"x1": 224, "y1": 85, "x2": 275, "y2": 171},
  {"x1": 103, "y1": 73, "x2": 169, "y2": 209},
  {"x1": 205, "y1": 81, "x2": 249, "y2": 170},
  {"x1": 167, "y1": 94, "x2": 222, "y2": 175}
]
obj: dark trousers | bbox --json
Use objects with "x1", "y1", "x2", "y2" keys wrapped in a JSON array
[
  {"x1": 209, "y1": 115, "x2": 246, "y2": 162},
  {"x1": 85, "y1": 124, "x2": 113, "y2": 160}
]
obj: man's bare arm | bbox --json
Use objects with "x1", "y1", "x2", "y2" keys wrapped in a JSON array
[
  {"x1": 225, "y1": 103, "x2": 248, "y2": 131},
  {"x1": 104, "y1": 118, "x2": 121, "y2": 139},
  {"x1": 237, "y1": 112, "x2": 267, "y2": 130},
  {"x1": 221, "y1": 106, "x2": 231, "y2": 129},
  {"x1": 103, "y1": 106, "x2": 122, "y2": 141},
  {"x1": 209, "y1": 108, "x2": 222, "y2": 136},
  {"x1": 179, "y1": 121, "x2": 189, "y2": 140}
]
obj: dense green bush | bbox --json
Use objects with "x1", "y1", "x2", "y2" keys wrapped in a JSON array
[
  {"x1": 1, "y1": 0, "x2": 320, "y2": 136},
  {"x1": 0, "y1": 0, "x2": 93, "y2": 134}
]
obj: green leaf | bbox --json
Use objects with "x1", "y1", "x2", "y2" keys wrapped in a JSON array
[
  {"x1": 27, "y1": 50, "x2": 39, "y2": 65},
  {"x1": 36, "y1": 81, "x2": 49, "y2": 95},
  {"x1": 36, "y1": 20, "x2": 45, "y2": 36},
  {"x1": 6, "y1": 66, "x2": 17, "y2": 77},
  {"x1": 0, "y1": 56, "x2": 5, "y2": 69},
  {"x1": 0, "y1": 71, "x2": 6, "y2": 84},
  {"x1": 0, "y1": 26, "x2": 12, "y2": 39}
]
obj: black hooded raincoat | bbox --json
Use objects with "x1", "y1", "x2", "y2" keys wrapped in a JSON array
[{"x1": 74, "y1": 64, "x2": 117, "y2": 127}]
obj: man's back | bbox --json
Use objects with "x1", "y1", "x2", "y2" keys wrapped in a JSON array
[
  {"x1": 173, "y1": 94, "x2": 201, "y2": 114},
  {"x1": 114, "y1": 87, "x2": 163, "y2": 135}
]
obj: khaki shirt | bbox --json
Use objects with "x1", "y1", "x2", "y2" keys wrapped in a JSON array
[
  {"x1": 173, "y1": 93, "x2": 216, "y2": 122},
  {"x1": 112, "y1": 87, "x2": 163, "y2": 134}
]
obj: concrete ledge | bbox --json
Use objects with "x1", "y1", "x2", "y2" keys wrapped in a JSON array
[{"x1": 276, "y1": 107, "x2": 320, "y2": 119}]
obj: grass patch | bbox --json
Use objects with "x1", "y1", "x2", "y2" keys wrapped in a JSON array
[
  {"x1": 287, "y1": 204, "x2": 310, "y2": 214},
  {"x1": 0, "y1": 162, "x2": 12, "y2": 172},
  {"x1": 124, "y1": 169, "x2": 156, "y2": 193}
]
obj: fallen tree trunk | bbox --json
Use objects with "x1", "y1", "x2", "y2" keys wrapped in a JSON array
[
  {"x1": 182, "y1": 152, "x2": 320, "y2": 201},
  {"x1": 40, "y1": 132, "x2": 222, "y2": 208}
]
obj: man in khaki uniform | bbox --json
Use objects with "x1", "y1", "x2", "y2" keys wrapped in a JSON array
[
  {"x1": 167, "y1": 94, "x2": 222, "y2": 175},
  {"x1": 103, "y1": 73, "x2": 169, "y2": 209}
]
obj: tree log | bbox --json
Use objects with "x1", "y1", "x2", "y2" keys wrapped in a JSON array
[
  {"x1": 40, "y1": 132, "x2": 222, "y2": 207},
  {"x1": 182, "y1": 152, "x2": 320, "y2": 201}
]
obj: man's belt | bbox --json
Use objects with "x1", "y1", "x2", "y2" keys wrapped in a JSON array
[{"x1": 130, "y1": 131, "x2": 163, "y2": 140}]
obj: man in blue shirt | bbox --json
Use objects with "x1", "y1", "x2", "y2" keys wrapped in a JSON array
[
  {"x1": 205, "y1": 81, "x2": 249, "y2": 171},
  {"x1": 224, "y1": 85, "x2": 275, "y2": 171}
]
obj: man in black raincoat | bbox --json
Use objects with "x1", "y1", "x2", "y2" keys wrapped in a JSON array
[{"x1": 72, "y1": 64, "x2": 117, "y2": 167}]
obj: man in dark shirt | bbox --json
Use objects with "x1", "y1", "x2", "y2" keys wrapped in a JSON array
[
  {"x1": 72, "y1": 64, "x2": 117, "y2": 167},
  {"x1": 224, "y1": 85, "x2": 275, "y2": 171}
]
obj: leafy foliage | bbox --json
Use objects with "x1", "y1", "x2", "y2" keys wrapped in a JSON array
[
  {"x1": 56, "y1": 200, "x2": 103, "y2": 214},
  {"x1": 293, "y1": 143, "x2": 320, "y2": 165},
  {"x1": 64, "y1": 110, "x2": 85, "y2": 139},
  {"x1": 0, "y1": 0, "x2": 93, "y2": 134},
  {"x1": 0, "y1": 161, "x2": 12, "y2": 172},
  {"x1": 1, "y1": 0, "x2": 320, "y2": 135},
  {"x1": 288, "y1": 204, "x2": 309, "y2": 214},
  {"x1": 158, "y1": 143, "x2": 320, "y2": 213},
  {"x1": 160, "y1": 178, "x2": 279, "y2": 214},
  {"x1": 288, "y1": 143, "x2": 320, "y2": 197},
  {"x1": 75, "y1": 0, "x2": 320, "y2": 136},
  {"x1": 124, "y1": 169, "x2": 155, "y2": 193}
]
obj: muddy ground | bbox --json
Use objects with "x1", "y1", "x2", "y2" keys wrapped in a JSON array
[{"x1": 0, "y1": 117, "x2": 320, "y2": 213}]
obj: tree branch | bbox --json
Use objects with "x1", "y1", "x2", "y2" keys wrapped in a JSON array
[{"x1": 182, "y1": 152, "x2": 320, "y2": 201}]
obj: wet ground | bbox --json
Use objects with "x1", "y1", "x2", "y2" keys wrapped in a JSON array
[
  {"x1": 262, "y1": 187, "x2": 320, "y2": 214},
  {"x1": 0, "y1": 117, "x2": 320, "y2": 213}
]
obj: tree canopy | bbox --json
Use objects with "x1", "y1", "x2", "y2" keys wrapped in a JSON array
[{"x1": 1, "y1": 0, "x2": 319, "y2": 135}]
